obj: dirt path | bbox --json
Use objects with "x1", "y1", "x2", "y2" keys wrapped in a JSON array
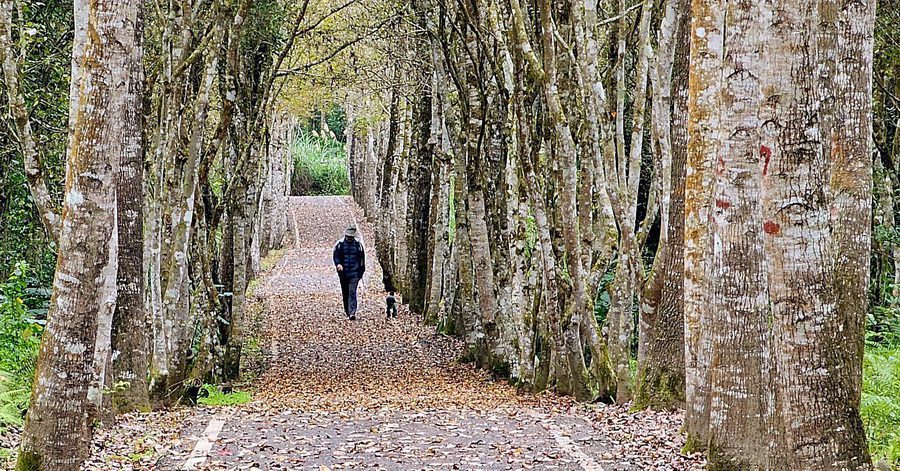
[
  {"x1": 247, "y1": 196, "x2": 521, "y2": 413},
  {"x1": 81, "y1": 197, "x2": 704, "y2": 470}
]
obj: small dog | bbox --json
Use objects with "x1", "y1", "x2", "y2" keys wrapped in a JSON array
[{"x1": 385, "y1": 292, "x2": 398, "y2": 319}]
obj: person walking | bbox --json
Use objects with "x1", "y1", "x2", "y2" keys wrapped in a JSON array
[{"x1": 333, "y1": 224, "x2": 366, "y2": 320}]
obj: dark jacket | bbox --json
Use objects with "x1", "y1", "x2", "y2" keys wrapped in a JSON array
[{"x1": 333, "y1": 237, "x2": 366, "y2": 279}]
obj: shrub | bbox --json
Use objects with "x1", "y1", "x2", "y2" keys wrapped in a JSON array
[
  {"x1": 290, "y1": 133, "x2": 350, "y2": 196},
  {"x1": 0, "y1": 372, "x2": 29, "y2": 430},
  {"x1": 868, "y1": 305, "x2": 900, "y2": 347}
]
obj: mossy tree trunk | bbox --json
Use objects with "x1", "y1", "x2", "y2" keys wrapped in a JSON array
[
  {"x1": 634, "y1": 0, "x2": 689, "y2": 411},
  {"x1": 16, "y1": 0, "x2": 140, "y2": 466}
]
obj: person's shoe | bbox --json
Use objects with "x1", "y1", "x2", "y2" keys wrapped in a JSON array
[{"x1": 349, "y1": 314, "x2": 356, "y2": 321}]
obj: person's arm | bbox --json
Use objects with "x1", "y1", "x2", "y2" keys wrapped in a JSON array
[
  {"x1": 333, "y1": 241, "x2": 342, "y2": 271},
  {"x1": 359, "y1": 242, "x2": 366, "y2": 275}
]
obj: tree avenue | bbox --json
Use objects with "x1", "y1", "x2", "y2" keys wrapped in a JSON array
[{"x1": 0, "y1": 0, "x2": 890, "y2": 469}]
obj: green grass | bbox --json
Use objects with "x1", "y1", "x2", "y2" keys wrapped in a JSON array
[
  {"x1": 197, "y1": 384, "x2": 252, "y2": 407},
  {"x1": 290, "y1": 133, "x2": 350, "y2": 196},
  {"x1": 862, "y1": 345, "x2": 900, "y2": 466}
]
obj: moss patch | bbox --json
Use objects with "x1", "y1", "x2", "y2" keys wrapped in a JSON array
[
  {"x1": 632, "y1": 368, "x2": 685, "y2": 411},
  {"x1": 14, "y1": 450, "x2": 40, "y2": 471},
  {"x1": 705, "y1": 443, "x2": 749, "y2": 471},
  {"x1": 681, "y1": 434, "x2": 706, "y2": 455}
]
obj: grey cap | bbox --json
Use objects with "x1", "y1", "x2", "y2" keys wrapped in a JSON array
[{"x1": 344, "y1": 224, "x2": 359, "y2": 237}]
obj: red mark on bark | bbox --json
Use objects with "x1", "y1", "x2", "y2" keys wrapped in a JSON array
[
  {"x1": 760, "y1": 145, "x2": 772, "y2": 176},
  {"x1": 716, "y1": 155, "x2": 726, "y2": 176},
  {"x1": 763, "y1": 220, "x2": 780, "y2": 235},
  {"x1": 715, "y1": 199, "x2": 731, "y2": 210}
]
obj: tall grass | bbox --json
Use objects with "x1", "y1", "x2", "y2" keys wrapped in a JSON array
[{"x1": 290, "y1": 133, "x2": 350, "y2": 196}]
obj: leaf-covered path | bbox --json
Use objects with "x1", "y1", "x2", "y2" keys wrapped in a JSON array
[{"x1": 83, "y1": 197, "x2": 704, "y2": 470}]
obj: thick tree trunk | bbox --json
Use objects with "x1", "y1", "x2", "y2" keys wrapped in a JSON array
[
  {"x1": 683, "y1": 1, "x2": 776, "y2": 464},
  {"x1": 830, "y1": 0, "x2": 877, "y2": 420},
  {"x1": 684, "y1": 0, "x2": 875, "y2": 467},
  {"x1": 16, "y1": 0, "x2": 141, "y2": 467},
  {"x1": 425, "y1": 42, "x2": 455, "y2": 327},
  {"x1": 406, "y1": 65, "x2": 433, "y2": 314},
  {"x1": 759, "y1": 0, "x2": 873, "y2": 467},
  {"x1": 425, "y1": 153, "x2": 451, "y2": 324},
  {"x1": 225, "y1": 200, "x2": 248, "y2": 380},
  {"x1": 376, "y1": 87, "x2": 401, "y2": 292},
  {"x1": 451, "y1": 121, "x2": 480, "y2": 351},
  {"x1": 683, "y1": 0, "x2": 720, "y2": 447}
]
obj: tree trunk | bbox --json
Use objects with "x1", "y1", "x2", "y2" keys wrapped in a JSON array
[
  {"x1": 684, "y1": 0, "x2": 875, "y2": 467},
  {"x1": 635, "y1": 0, "x2": 690, "y2": 409},
  {"x1": 683, "y1": 0, "x2": 720, "y2": 447},
  {"x1": 606, "y1": 0, "x2": 654, "y2": 405},
  {"x1": 111, "y1": 2, "x2": 150, "y2": 414},
  {"x1": 376, "y1": 86, "x2": 401, "y2": 292},
  {"x1": 425, "y1": 40, "x2": 455, "y2": 327},
  {"x1": 759, "y1": 0, "x2": 873, "y2": 467},
  {"x1": 225, "y1": 196, "x2": 248, "y2": 381},
  {"x1": 634, "y1": 0, "x2": 688, "y2": 411},
  {"x1": 405, "y1": 11, "x2": 434, "y2": 314},
  {"x1": 16, "y1": 0, "x2": 141, "y2": 466}
]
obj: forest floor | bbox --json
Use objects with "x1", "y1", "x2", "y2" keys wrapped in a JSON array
[{"x1": 72, "y1": 196, "x2": 704, "y2": 470}]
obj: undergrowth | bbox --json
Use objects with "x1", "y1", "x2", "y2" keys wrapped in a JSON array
[
  {"x1": 0, "y1": 262, "x2": 44, "y2": 432},
  {"x1": 0, "y1": 372, "x2": 29, "y2": 430},
  {"x1": 862, "y1": 344, "x2": 900, "y2": 466}
]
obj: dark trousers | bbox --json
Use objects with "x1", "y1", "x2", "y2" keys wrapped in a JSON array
[{"x1": 339, "y1": 275, "x2": 361, "y2": 316}]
